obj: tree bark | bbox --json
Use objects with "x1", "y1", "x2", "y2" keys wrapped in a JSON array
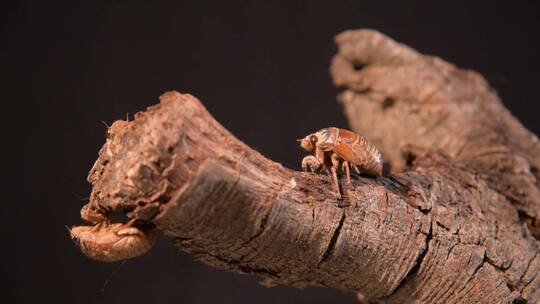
[{"x1": 79, "y1": 30, "x2": 540, "y2": 303}]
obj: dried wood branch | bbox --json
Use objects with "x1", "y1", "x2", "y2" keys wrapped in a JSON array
[{"x1": 74, "y1": 30, "x2": 540, "y2": 303}]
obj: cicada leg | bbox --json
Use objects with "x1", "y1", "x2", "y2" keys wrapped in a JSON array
[
  {"x1": 342, "y1": 161, "x2": 351, "y2": 186},
  {"x1": 301, "y1": 155, "x2": 321, "y2": 173},
  {"x1": 330, "y1": 153, "x2": 342, "y2": 199},
  {"x1": 315, "y1": 147, "x2": 331, "y2": 175}
]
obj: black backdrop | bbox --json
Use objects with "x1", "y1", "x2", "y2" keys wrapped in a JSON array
[{"x1": 3, "y1": 1, "x2": 539, "y2": 303}]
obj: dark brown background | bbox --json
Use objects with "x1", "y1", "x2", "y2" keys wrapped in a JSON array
[{"x1": 2, "y1": 1, "x2": 539, "y2": 303}]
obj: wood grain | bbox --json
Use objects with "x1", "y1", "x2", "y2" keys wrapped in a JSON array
[{"x1": 76, "y1": 30, "x2": 540, "y2": 303}]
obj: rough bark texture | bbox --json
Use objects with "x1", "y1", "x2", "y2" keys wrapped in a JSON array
[{"x1": 81, "y1": 30, "x2": 540, "y2": 303}]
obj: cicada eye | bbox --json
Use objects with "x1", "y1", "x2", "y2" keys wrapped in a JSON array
[{"x1": 309, "y1": 135, "x2": 318, "y2": 145}]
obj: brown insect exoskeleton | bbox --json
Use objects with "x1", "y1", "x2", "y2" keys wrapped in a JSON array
[
  {"x1": 298, "y1": 127, "x2": 383, "y2": 198},
  {"x1": 70, "y1": 221, "x2": 156, "y2": 262},
  {"x1": 70, "y1": 204, "x2": 156, "y2": 262}
]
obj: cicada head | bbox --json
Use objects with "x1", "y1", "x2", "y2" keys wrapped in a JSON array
[{"x1": 298, "y1": 132, "x2": 320, "y2": 152}]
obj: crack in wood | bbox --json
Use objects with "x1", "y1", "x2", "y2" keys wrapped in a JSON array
[
  {"x1": 318, "y1": 210, "x2": 346, "y2": 268},
  {"x1": 382, "y1": 220, "x2": 433, "y2": 300}
]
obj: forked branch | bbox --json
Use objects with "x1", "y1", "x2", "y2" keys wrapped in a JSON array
[{"x1": 74, "y1": 30, "x2": 540, "y2": 303}]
